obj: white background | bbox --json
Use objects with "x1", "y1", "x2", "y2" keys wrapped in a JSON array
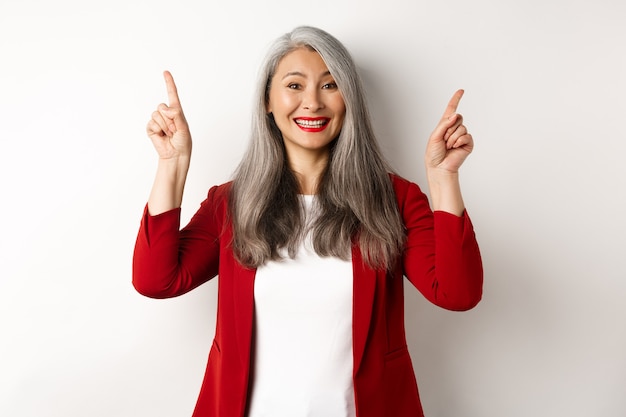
[{"x1": 1, "y1": 0, "x2": 625, "y2": 416}]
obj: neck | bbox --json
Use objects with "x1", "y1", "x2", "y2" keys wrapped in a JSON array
[{"x1": 287, "y1": 151, "x2": 329, "y2": 195}]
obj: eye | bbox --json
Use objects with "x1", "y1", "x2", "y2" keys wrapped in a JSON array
[
  {"x1": 287, "y1": 83, "x2": 301, "y2": 90},
  {"x1": 322, "y1": 82, "x2": 338, "y2": 90}
]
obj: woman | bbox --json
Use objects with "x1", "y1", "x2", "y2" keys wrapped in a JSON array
[{"x1": 133, "y1": 26, "x2": 482, "y2": 417}]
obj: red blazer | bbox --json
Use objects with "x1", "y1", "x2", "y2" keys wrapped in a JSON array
[{"x1": 133, "y1": 175, "x2": 483, "y2": 417}]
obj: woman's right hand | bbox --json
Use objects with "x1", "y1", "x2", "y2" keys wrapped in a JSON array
[{"x1": 146, "y1": 71, "x2": 192, "y2": 160}]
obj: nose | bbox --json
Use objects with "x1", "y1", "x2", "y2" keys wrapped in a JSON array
[{"x1": 302, "y1": 87, "x2": 324, "y2": 111}]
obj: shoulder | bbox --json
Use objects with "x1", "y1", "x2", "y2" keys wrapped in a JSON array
[
  {"x1": 389, "y1": 174, "x2": 425, "y2": 205},
  {"x1": 390, "y1": 173, "x2": 410, "y2": 193},
  {"x1": 208, "y1": 181, "x2": 233, "y2": 204},
  {"x1": 198, "y1": 181, "x2": 233, "y2": 220}
]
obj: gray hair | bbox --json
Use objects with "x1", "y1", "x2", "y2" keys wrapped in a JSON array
[{"x1": 230, "y1": 26, "x2": 405, "y2": 270}]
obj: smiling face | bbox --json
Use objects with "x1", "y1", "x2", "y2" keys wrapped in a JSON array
[{"x1": 267, "y1": 47, "x2": 346, "y2": 164}]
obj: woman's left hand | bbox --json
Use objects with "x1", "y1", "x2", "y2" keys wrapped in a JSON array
[{"x1": 424, "y1": 89, "x2": 474, "y2": 174}]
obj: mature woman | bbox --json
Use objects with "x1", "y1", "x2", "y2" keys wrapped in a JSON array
[{"x1": 133, "y1": 26, "x2": 483, "y2": 417}]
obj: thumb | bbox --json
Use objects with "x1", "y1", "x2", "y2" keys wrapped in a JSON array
[{"x1": 159, "y1": 103, "x2": 187, "y2": 134}]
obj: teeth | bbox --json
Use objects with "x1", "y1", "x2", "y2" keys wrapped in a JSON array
[{"x1": 295, "y1": 119, "x2": 327, "y2": 127}]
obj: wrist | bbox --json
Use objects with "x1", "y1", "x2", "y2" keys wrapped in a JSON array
[
  {"x1": 157, "y1": 154, "x2": 190, "y2": 176},
  {"x1": 426, "y1": 169, "x2": 465, "y2": 216},
  {"x1": 426, "y1": 167, "x2": 459, "y2": 186},
  {"x1": 148, "y1": 156, "x2": 191, "y2": 215}
]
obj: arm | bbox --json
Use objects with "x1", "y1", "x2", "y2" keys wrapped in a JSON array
[
  {"x1": 132, "y1": 71, "x2": 219, "y2": 298},
  {"x1": 132, "y1": 186, "x2": 223, "y2": 299},
  {"x1": 399, "y1": 179, "x2": 482, "y2": 311},
  {"x1": 401, "y1": 90, "x2": 482, "y2": 310}
]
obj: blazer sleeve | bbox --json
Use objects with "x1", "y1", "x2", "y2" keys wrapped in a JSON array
[
  {"x1": 132, "y1": 185, "x2": 225, "y2": 299},
  {"x1": 398, "y1": 178, "x2": 483, "y2": 311}
]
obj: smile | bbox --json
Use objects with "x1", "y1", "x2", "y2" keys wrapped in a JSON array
[{"x1": 294, "y1": 117, "x2": 330, "y2": 132}]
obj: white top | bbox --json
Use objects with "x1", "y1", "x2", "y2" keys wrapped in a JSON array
[{"x1": 247, "y1": 195, "x2": 355, "y2": 417}]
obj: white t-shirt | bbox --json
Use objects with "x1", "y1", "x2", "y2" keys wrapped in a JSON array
[{"x1": 247, "y1": 195, "x2": 355, "y2": 417}]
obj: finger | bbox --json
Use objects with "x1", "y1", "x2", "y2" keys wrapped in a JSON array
[
  {"x1": 444, "y1": 114, "x2": 464, "y2": 141},
  {"x1": 149, "y1": 110, "x2": 169, "y2": 137},
  {"x1": 451, "y1": 133, "x2": 473, "y2": 150},
  {"x1": 152, "y1": 108, "x2": 173, "y2": 136},
  {"x1": 446, "y1": 125, "x2": 468, "y2": 149},
  {"x1": 147, "y1": 118, "x2": 166, "y2": 138},
  {"x1": 163, "y1": 70, "x2": 181, "y2": 107},
  {"x1": 158, "y1": 102, "x2": 182, "y2": 134},
  {"x1": 441, "y1": 89, "x2": 464, "y2": 120},
  {"x1": 431, "y1": 112, "x2": 458, "y2": 143}
]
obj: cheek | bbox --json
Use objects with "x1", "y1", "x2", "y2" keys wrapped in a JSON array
[
  {"x1": 335, "y1": 115, "x2": 346, "y2": 133},
  {"x1": 269, "y1": 91, "x2": 297, "y2": 115},
  {"x1": 334, "y1": 97, "x2": 346, "y2": 118},
  {"x1": 335, "y1": 103, "x2": 346, "y2": 126}
]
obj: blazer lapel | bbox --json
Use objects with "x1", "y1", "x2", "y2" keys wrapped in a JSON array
[
  {"x1": 233, "y1": 265, "x2": 256, "y2": 369},
  {"x1": 351, "y1": 245, "x2": 377, "y2": 374}
]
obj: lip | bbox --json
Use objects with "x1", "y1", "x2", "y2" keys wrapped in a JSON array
[{"x1": 294, "y1": 117, "x2": 330, "y2": 133}]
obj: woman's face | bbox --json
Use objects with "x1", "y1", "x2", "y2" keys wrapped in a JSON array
[{"x1": 267, "y1": 47, "x2": 346, "y2": 161}]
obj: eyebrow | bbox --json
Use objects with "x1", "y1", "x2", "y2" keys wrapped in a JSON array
[{"x1": 281, "y1": 70, "x2": 332, "y2": 80}]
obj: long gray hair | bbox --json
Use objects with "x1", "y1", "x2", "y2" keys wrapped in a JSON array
[{"x1": 230, "y1": 26, "x2": 405, "y2": 271}]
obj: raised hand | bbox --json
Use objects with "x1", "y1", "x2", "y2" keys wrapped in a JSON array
[
  {"x1": 145, "y1": 71, "x2": 192, "y2": 215},
  {"x1": 424, "y1": 89, "x2": 474, "y2": 174},
  {"x1": 146, "y1": 71, "x2": 192, "y2": 160}
]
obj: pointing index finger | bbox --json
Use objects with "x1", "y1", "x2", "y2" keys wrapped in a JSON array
[
  {"x1": 442, "y1": 89, "x2": 465, "y2": 120},
  {"x1": 163, "y1": 70, "x2": 181, "y2": 107}
]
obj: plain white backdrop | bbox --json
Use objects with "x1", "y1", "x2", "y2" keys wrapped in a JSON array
[{"x1": 1, "y1": 0, "x2": 625, "y2": 416}]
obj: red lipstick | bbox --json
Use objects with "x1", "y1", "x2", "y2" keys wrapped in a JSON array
[{"x1": 294, "y1": 117, "x2": 330, "y2": 133}]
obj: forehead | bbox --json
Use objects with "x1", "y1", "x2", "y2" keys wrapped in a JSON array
[{"x1": 274, "y1": 47, "x2": 331, "y2": 77}]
